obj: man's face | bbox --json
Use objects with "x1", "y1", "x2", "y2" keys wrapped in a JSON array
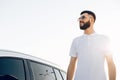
[{"x1": 78, "y1": 13, "x2": 91, "y2": 30}]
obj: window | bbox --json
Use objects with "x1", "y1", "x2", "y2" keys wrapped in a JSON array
[
  {"x1": 30, "y1": 61, "x2": 56, "y2": 80},
  {"x1": 0, "y1": 57, "x2": 25, "y2": 80},
  {"x1": 60, "y1": 71, "x2": 66, "y2": 80},
  {"x1": 54, "y1": 68, "x2": 63, "y2": 80}
]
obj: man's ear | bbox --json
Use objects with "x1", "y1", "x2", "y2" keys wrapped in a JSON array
[
  {"x1": 90, "y1": 17, "x2": 94, "y2": 23},
  {"x1": 89, "y1": 15, "x2": 94, "y2": 23},
  {"x1": 89, "y1": 18, "x2": 93, "y2": 23},
  {"x1": 90, "y1": 18, "x2": 92, "y2": 22}
]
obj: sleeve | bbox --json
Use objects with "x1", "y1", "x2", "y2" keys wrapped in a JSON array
[
  {"x1": 103, "y1": 36, "x2": 112, "y2": 56},
  {"x1": 69, "y1": 39, "x2": 78, "y2": 57}
]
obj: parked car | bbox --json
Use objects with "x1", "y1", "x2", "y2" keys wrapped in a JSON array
[{"x1": 0, "y1": 49, "x2": 66, "y2": 80}]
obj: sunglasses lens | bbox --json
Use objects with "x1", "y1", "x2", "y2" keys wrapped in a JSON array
[
  {"x1": 78, "y1": 16, "x2": 85, "y2": 21},
  {"x1": 81, "y1": 16, "x2": 85, "y2": 19}
]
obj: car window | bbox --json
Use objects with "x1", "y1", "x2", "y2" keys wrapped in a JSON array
[
  {"x1": 54, "y1": 68, "x2": 63, "y2": 80},
  {"x1": 60, "y1": 71, "x2": 66, "y2": 80},
  {"x1": 30, "y1": 61, "x2": 56, "y2": 80},
  {"x1": 0, "y1": 57, "x2": 25, "y2": 80}
]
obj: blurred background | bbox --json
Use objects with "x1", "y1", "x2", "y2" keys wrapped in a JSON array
[{"x1": 0, "y1": 0, "x2": 120, "y2": 79}]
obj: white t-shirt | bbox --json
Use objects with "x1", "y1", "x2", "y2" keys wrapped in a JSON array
[{"x1": 69, "y1": 33, "x2": 111, "y2": 80}]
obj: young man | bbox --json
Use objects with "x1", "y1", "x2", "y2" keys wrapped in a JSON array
[{"x1": 67, "y1": 10, "x2": 116, "y2": 80}]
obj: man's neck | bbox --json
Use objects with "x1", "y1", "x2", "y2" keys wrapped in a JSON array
[{"x1": 84, "y1": 27, "x2": 95, "y2": 35}]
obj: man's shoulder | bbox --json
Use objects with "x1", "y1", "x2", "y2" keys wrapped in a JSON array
[
  {"x1": 94, "y1": 33, "x2": 110, "y2": 42},
  {"x1": 97, "y1": 33, "x2": 109, "y2": 38}
]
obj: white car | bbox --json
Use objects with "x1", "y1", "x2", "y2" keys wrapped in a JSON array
[{"x1": 0, "y1": 50, "x2": 66, "y2": 80}]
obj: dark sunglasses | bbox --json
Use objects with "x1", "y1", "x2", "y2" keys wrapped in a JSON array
[{"x1": 79, "y1": 16, "x2": 86, "y2": 20}]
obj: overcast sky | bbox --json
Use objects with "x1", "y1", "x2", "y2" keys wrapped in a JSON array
[{"x1": 0, "y1": 0, "x2": 120, "y2": 79}]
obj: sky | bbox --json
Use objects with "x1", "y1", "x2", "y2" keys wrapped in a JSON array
[{"x1": 0, "y1": 0, "x2": 120, "y2": 79}]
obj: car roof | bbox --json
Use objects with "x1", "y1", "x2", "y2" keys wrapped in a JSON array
[{"x1": 0, "y1": 49, "x2": 65, "y2": 72}]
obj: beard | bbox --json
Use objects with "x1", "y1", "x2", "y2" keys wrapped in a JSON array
[{"x1": 80, "y1": 21, "x2": 90, "y2": 30}]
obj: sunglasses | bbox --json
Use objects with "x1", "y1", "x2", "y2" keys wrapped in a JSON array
[{"x1": 79, "y1": 16, "x2": 86, "y2": 20}]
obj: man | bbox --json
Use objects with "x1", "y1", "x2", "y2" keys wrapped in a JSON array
[{"x1": 67, "y1": 10, "x2": 116, "y2": 80}]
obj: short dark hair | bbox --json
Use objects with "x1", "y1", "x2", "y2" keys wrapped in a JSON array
[{"x1": 80, "y1": 10, "x2": 96, "y2": 22}]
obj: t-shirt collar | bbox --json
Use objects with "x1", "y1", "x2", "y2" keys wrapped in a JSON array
[{"x1": 83, "y1": 32, "x2": 96, "y2": 36}]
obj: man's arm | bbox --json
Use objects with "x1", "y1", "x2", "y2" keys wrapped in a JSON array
[
  {"x1": 105, "y1": 54, "x2": 116, "y2": 80},
  {"x1": 67, "y1": 57, "x2": 77, "y2": 80}
]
